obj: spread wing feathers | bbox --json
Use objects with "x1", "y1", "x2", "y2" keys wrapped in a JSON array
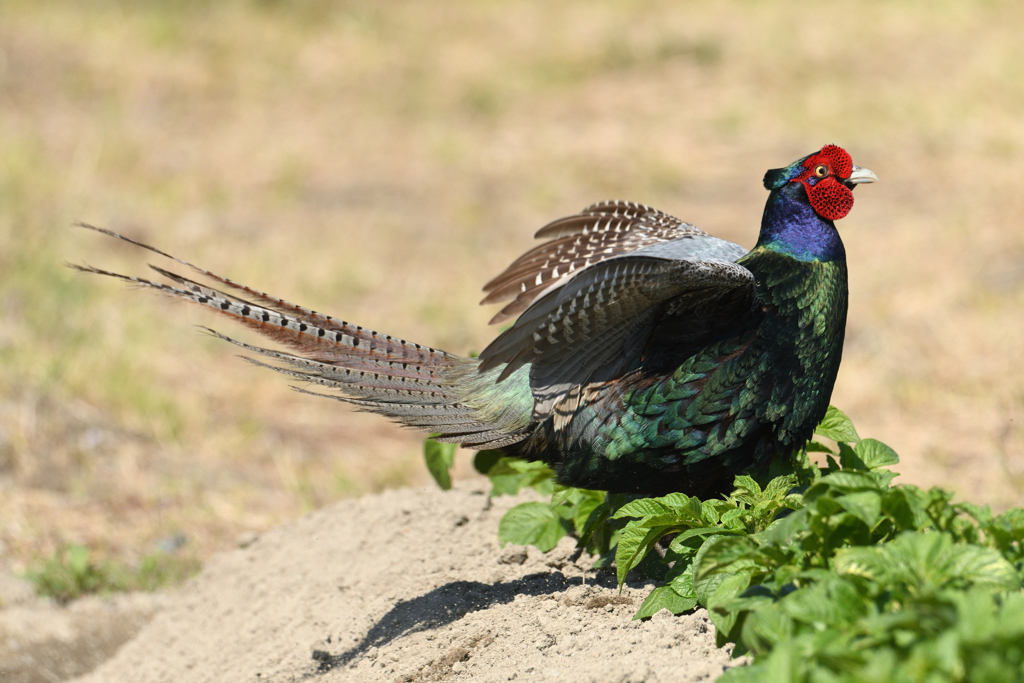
[
  {"x1": 481, "y1": 201, "x2": 709, "y2": 325},
  {"x1": 71, "y1": 225, "x2": 523, "y2": 446},
  {"x1": 479, "y1": 252, "x2": 757, "y2": 417}
]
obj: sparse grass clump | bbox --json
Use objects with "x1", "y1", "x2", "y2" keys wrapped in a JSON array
[{"x1": 26, "y1": 544, "x2": 200, "y2": 604}]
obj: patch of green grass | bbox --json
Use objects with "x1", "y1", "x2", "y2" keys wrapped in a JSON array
[{"x1": 25, "y1": 544, "x2": 200, "y2": 604}]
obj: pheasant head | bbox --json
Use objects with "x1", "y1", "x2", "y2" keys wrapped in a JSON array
[{"x1": 762, "y1": 144, "x2": 878, "y2": 221}]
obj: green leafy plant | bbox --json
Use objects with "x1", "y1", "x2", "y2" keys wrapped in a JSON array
[
  {"x1": 471, "y1": 449, "x2": 639, "y2": 560},
  {"x1": 423, "y1": 407, "x2": 1024, "y2": 682}
]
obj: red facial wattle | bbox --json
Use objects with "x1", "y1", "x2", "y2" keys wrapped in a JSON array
[
  {"x1": 790, "y1": 144, "x2": 855, "y2": 221},
  {"x1": 805, "y1": 177, "x2": 854, "y2": 221}
]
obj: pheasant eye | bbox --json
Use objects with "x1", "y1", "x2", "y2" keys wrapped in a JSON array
[{"x1": 814, "y1": 164, "x2": 829, "y2": 178}]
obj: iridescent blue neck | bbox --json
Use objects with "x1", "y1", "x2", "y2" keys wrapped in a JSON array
[{"x1": 755, "y1": 183, "x2": 845, "y2": 262}]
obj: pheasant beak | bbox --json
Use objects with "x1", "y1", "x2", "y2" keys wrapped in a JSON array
[{"x1": 844, "y1": 165, "x2": 878, "y2": 188}]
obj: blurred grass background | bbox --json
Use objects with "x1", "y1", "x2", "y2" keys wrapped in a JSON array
[{"x1": 1, "y1": 0, "x2": 1023, "y2": 574}]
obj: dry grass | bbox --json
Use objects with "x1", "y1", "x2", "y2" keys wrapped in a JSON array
[{"x1": 1, "y1": 0, "x2": 1023, "y2": 572}]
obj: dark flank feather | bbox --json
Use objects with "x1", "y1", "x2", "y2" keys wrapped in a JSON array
[{"x1": 73, "y1": 145, "x2": 876, "y2": 496}]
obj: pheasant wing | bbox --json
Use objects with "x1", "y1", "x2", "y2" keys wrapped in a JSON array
[
  {"x1": 481, "y1": 201, "x2": 711, "y2": 325},
  {"x1": 479, "y1": 234, "x2": 756, "y2": 417}
]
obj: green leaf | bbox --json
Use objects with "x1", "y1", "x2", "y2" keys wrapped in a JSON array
[
  {"x1": 738, "y1": 602, "x2": 794, "y2": 654},
  {"x1": 700, "y1": 500, "x2": 723, "y2": 525},
  {"x1": 854, "y1": 438, "x2": 900, "y2": 469},
  {"x1": 995, "y1": 508, "x2": 1024, "y2": 535},
  {"x1": 836, "y1": 491, "x2": 882, "y2": 528},
  {"x1": 693, "y1": 535, "x2": 757, "y2": 587},
  {"x1": 472, "y1": 449, "x2": 504, "y2": 475},
  {"x1": 486, "y1": 457, "x2": 556, "y2": 496},
  {"x1": 661, "y1": 492, "x2": 702, "y2": 513},
  {"x1": 423, "y1": 438, "x2": 457, "y2": 490},
  {"x1": 814, "y1": 405, "x2": 860, "y2": 443},
  {"x1": 633, "y1": 585, "x2": 697, "y2": 619},
  {"x1": 669, "y1": 526, "x2": 740, "y2": 551},
  {"x1": 571, "y1": 491, "x2": 604, "y2": 531},
  {"x1": 732, "y1": 475, "x2": 762, "y2": 497},
  {"x1": 668, "y1": 562, "x2": 697, "y2": 598},
  {"x1": 706, "y1": 571, "x2": 754, "y2": 639},
  {"x1": 883, "y1": 486, "x2": 930, "y2": 531},
  {"x1": 576, "y1": 499, "x2": 616, "y2": 553},
  {"x1": 615, "y1": 522, "x2": 676, "y2": 586},
  {"x1": 947, "y1": 544, "x2": 1021, "y2": 590},
  {"x1": 497, "y1": 502, "x2": 569, "y2": 552},
  {"x1": 956, "y1": 501, "x2": 993, "y2": 526},
  {"x1": 720, "y1": 507, "x2": 747, "y2": 528},
  {"x1": 762, "y1": 475, "x2": 798, "y2": 501},
  {"x1": 819, "y1": 470, "x2": 883, "y2": 492},
  {"x1": 756, "y1": 508, "x2": 811, "y2": 547},
  {"x1": 778, "y1": 576, "x2": 866, "y2": 628},
  {"x1": 613, "y1": 498, "x2": 674, "y2": 520},
  {"x1": 837, "y1": 441, "x2": 861, "y2": 469}
]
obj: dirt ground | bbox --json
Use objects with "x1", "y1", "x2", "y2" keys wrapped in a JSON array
[
  {"x1": 25, "y1": 485, "x2": 735, "y2": 683},
  {"x1": 2, "y1": 1, "x2": 1024, "y2": 680}
]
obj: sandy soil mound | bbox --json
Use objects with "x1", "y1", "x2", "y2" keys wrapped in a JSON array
[{"x1": 72, "y1": 484, "x2": 738, "y2": 682}]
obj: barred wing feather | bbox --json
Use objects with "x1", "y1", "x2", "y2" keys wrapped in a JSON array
[
  {"x1": 479, "y1": 232, "x2": 756, "y2": 418},
  {"x1": 481, "y1": 201, "x2": 711, "y2": 325}
]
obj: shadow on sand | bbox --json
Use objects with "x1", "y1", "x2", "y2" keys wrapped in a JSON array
[{"x1": 312, "y1": 570, "x2": 622, "y2": 673}]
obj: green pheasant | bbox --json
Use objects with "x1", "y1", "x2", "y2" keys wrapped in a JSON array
[{"x1": 75, "y1": 145, "x2": 876, "y2": 496}]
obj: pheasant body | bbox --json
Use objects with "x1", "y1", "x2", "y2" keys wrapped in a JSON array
[
  {"x1": 501, "y1": 181, "x2": 851, "y2": 495},
  {"x1": 75, "y1": 145, "x2": 875, "y2": 497}
]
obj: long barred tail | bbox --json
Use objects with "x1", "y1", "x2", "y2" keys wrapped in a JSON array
[{"x1": 70, "y1": 224, "x2": 525, "y2": 449}]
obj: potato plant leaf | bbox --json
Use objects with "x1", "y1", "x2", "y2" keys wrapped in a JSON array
[
  {"x1": 853, "y1": 438, "x2": 900, "y2": 469},
  {"x1": 497, "y1": 501, "x2": 569, "y2": 552},
  {"x1": 478, "y1": 456, "x2": 555, "y2": 497},
  {"x1": 423, "y1": 437, "x2": 456, "y2": 490},
  {"x1": 813, "y1": 405, "x2": 860, "y2": 443},
  {"x1": 472, "y1": 449, "x2": 504, "y2": 475},
  {"x1": 633, "y1": 584, "x2": 697, "y2": 620}
]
